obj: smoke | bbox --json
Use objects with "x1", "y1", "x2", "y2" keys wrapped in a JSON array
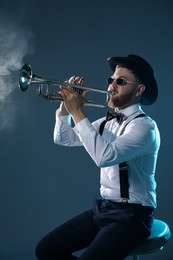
[{"x1": 0, "y1": 10, "x2": 34, "y2": 132}]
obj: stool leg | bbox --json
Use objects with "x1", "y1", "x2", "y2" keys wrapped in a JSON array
[{"x1": 133, "y1": 255, "x2": 139, "y2": 260}]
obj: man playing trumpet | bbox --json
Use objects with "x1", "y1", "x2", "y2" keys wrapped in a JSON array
[{"x1": 36, "y1": 54, "x2": 160, "y2": 260}]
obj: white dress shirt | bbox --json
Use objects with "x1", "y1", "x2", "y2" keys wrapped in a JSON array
[{"x1": 54, "y1": 104, "x2": 160, "y2": 208}]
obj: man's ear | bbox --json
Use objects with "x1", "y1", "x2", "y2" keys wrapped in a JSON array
[{"x1": 135, "y1": 84, "x2": 145, "y2": 97}]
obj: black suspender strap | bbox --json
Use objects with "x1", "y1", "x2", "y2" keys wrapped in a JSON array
[
  {"x1": 119, "y1": 113, "x2": 146, "y2": 202},
  {"x1": 99, "y1": 112, "x2": 147, "y2": 202},
  {"x1": 119, "y1": 161, "x2": 129, "y2": 202}
]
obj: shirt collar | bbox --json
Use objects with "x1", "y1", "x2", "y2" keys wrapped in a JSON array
[{"x1": 115, "y1": 104, "x2": 143, "y2": 119}]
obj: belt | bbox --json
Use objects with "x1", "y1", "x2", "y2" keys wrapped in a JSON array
[{"x1": 102, "y1": 199, "x2": 154, "y2": 214}]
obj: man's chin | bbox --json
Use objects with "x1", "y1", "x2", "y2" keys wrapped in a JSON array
[
  {"x1": 108, "y1": 105, "x2": 117, "y2": 110},
  {"x1": 108, "y1": 99, "x2": 118, "y2": 109}
]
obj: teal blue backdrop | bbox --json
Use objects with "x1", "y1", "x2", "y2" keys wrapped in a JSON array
[{"x1": 0, "y1": 0, "x2": 172, "y2": 259}]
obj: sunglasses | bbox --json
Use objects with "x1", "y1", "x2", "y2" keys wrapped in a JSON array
[{"x1": 107, "y1": 77, "x2": 139, "y2": 86}]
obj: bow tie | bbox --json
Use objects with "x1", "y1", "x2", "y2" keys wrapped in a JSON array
[
  {"x1": 99, "y1": 111, "x2": 124, "y2": 135},
  {"x1": 106, "y1": 111, "x2": 124, "y2": 124}
]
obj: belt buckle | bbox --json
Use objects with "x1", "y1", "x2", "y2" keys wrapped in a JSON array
[{"x1": 122, "y1": 198, "x2": 128, "y2": 204}]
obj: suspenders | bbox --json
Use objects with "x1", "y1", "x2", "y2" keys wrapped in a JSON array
[
  {"x1": 119, "y1": 113, "x2": 146, "y2": 202},
  {"x1": 99, "y1": 113, "x2": 146, "y2": 203}
]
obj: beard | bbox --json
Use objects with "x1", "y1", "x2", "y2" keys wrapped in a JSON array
[{"x1": 108, "y1": 91, "x2": 136, "y2": 109}]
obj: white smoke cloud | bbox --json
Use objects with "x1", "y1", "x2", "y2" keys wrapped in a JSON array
[{"x1": 0, "y1": 11, "x2": 34, "y2": 131}]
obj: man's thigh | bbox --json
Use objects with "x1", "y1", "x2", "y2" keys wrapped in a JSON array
[
  {"x1": 36, "y1": 210, "x2": 99, "y2": 257},
  {"x1": 79, "y1": 220, "x2": 149, "y2": 260}
]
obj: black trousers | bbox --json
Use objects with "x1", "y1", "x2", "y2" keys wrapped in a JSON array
[{"x1": 35, "y1": 198, "x2": 154, "y2": 260}]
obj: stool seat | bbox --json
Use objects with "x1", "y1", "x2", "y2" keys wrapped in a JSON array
[{"x1": 131, "y1": 219, "x2": 171, "y2": 258}]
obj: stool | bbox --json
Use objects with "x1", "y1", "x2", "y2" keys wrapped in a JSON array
[{"x1": 131, "y1": 219, "x2": 171, "y2": 260}]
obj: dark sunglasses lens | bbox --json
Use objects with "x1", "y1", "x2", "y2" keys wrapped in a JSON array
[
  {"x1": 107, "y1": 78, "x2": 126, "y2": 85},
  {"x1": 107, "y1": 78, "x2": 113, "y2": 84},
  {"x1": 116, "y1": 78, "x2": 125, "y2": 85}
]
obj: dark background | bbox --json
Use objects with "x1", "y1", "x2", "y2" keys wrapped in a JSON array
[{"x1": 0, "y1": 0, "x2": 172, "y2": 259}]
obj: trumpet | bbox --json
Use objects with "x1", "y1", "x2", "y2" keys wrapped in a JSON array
[{"x1": 18, "y1": 63, "x2": 115, "y2": 107}]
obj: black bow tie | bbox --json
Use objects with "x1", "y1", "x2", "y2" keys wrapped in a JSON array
[
  {"x1": 99, "y1": 111, "x2": 124, "y2": 135},
  {"x1": 106, "y1": 111, "x2": 124, "y2": 124}
]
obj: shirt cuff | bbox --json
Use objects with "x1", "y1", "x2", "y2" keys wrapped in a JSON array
[{"x1": 55, "y1": 113, "x2": 71, "y2": 124}]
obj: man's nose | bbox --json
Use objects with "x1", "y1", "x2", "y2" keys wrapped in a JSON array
[{"x1": 108, "y1": 83, "x2": 117, "y2": 91}]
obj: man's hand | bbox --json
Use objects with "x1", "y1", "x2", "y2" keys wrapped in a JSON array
[{"x1": 57, "y1": 76, "x2": 88, "y2": 124}]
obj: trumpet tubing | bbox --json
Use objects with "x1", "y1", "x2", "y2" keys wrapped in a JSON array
[{"x1": 18, "y1": 63, "x2": 114, "y2": 107}]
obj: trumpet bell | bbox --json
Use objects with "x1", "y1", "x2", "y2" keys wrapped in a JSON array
[{"x1": 19, "y1": 63, "x2": 32, "y2": 92}]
